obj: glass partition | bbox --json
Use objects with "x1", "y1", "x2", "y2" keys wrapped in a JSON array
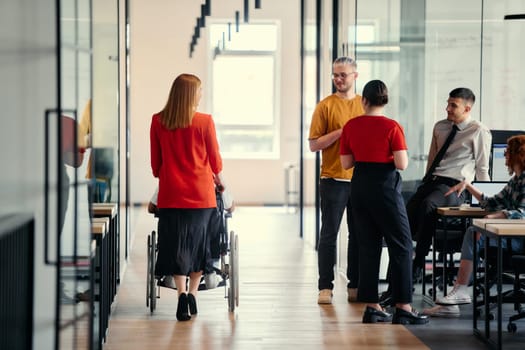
[
  {"x1": 92, "y1": 0, "x2": 119, "y2": 207},
  {"x1": 91, "y1": 1, "x2": 120, "y2": 347},
  {"x1": 58, "y1": 0, "x2": 92, "y2": 348},
  {"x1": 301, "y1": 0, "x2": 525, "y2": 279},
  {"x1": 301, "y1": 0, "x2": 319, "y2": 248},
  {"x1": 333, "y1": 0, "x2": 490, "y2": 187},
  {"x1": 480, "y1": 1, "x2": 525, "y2": 130},
  {"x1": 56, "y1": 0, "x2": 121, "y2": 348}
]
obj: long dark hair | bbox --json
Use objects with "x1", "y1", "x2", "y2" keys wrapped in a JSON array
[{"x1": 362, "y1": 79, "x2": 388, "y2": 107}]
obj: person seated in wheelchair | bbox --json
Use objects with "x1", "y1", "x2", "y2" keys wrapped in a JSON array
[
  {"x1": 423, "y1": 134, "x2": 525, "y2": 317},
  {"x1": 148, "y1": 181, "x2": 234, "y2": 290}
]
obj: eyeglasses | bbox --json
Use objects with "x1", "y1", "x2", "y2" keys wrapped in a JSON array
[{"x1": 331, "y1": 72, "x2": 355, "y2": 80}]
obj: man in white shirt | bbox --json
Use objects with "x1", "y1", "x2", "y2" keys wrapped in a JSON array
[
  {"x1": 410, "y1": 87, "x2": 492, "y2": 282},
  {"x1": 381, "y1": 88, "x2": 492, "y2": 306}
]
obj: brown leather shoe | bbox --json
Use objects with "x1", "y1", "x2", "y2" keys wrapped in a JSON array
[{"x1": 317, "y1": 289, "x2": 333, "y2": 304}]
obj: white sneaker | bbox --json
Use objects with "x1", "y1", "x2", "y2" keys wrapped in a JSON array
[
  {"x1": 204, "y1": 271, "x2": 219, "y2": 289},
  {"x1": 317, "y1": 289, "x2": 333, "y2": 304},
  {"x1": 435, "y1": 285, "x2": 471, "y2": 305},
  {"x1": 422, "y1": 305, "x2": 460, "y2": 317}
]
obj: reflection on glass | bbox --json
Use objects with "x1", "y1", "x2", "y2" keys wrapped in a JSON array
[{"x1": 58, "y1": 0, "x2": 93, "y2": 349}]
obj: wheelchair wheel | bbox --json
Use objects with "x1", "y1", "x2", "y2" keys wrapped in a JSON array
[
  {"x1": 146, "y1": 233, "x2": 152, "y2": 308},
  {"x1": 148, "y1": 231, "x2": 157, "y2": 313},
  {"x1": 228, "y1": 230, "x2": 239, "y2": 312}
]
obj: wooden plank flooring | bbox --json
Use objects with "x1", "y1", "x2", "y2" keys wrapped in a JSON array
[{"x1": 104, "y1": 207, "x2": 428, "y2": 350}]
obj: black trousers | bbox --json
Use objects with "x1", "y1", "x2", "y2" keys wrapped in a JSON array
[
  {"x1": 351, "y1": 162, "x2": 413, "y2": 304},
  {"x1": 406, "y1": 176, "x2": 465, "y2": 267},
  {"x1": 317, "y1": 178, "x2": 359, "y2": 290}
]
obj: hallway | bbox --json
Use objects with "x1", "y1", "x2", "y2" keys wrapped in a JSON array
[{"x1": 103, "y1": 207, "x2": 487, "y2": 350}]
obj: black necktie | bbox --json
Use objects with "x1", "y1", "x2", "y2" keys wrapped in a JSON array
[{"x1": 422, "y1": 124, "x2": 459, "y2": 183}]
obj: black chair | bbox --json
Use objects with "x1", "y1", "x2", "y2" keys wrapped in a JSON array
[
  {"x1": 506, "y1": 255, "x2": 525, "y2": 333},
  {"x1": 423, "y1": 216, "x2": 465, "y2": 297},
  {"x1": 473, "y1": 239, "x2": 525, "y2": 331}
]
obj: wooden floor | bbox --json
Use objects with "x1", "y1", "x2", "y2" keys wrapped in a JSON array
[{"x1": 103, "y1": 206, "x2": 429, "y2": 350}]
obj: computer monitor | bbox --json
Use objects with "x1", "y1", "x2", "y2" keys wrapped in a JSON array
[
  {"x1": 470, "y1": 181, "x2": 507, "y2": 206},
  {"x1": 491, "y1": 144, "x2": 510, "y2": 181},
  {"x1": 489, "y1": 130, "x2": 525, "y2": 181}
]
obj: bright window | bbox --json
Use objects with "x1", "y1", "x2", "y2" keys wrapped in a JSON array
[{"x1": 209, "y1": 23, "x2": 279, "y2": 159}]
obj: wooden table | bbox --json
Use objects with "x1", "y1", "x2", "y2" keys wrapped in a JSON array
[{"x1": 471, "y1": 220, "x2": 525, "y2": 350}]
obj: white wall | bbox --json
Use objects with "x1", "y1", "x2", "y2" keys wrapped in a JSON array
[
  {"x1": 129, "y1": 0, "x2": 301, "y2": 205},
  {"x1": 1, "y1": 1, "x2": 57, "y2": 348}
]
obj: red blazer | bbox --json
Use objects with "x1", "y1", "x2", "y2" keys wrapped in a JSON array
[{"x1": 150, "y1": 112, "x2": 223, "y2": 208}]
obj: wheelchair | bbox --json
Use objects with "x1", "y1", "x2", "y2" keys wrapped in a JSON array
[{"x1": 146, "y1": 198, "x2": 239, "y2": 314}]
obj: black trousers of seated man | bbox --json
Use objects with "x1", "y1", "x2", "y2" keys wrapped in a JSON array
[{"x1": 407, "y1": 177, "x2": 466, "y2": 271}]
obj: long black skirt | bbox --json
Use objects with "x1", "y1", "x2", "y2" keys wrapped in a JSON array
[{"x1": 155, "y1": 208, "x2": 214, "y2": 276}]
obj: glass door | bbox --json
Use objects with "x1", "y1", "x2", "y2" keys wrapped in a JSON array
[
  {"x1": 57, "y1": 0, "x2": 93, "y2": 349},
  {"x1": 301, "y1": 0, "x2": 320, "y2": 248}
]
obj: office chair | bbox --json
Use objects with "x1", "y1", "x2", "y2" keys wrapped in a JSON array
[
  {"x1": 424, "y1": 216, "x2": 465, "y2": 297},
  {"x1": 473, "y1": 239, "x2": 525, "y2": 331},
  {"x1": 507, "y1": 255, "x2": 525, "y2": 333}
]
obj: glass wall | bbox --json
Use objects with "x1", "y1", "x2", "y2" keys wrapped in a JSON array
[
  {"x1": 480, "y1": 0, "x2": 525, "y2": 130},
  {"x1": 301, "y1": 0, "x2": 525, "y2": 275},
  {"x1": 58, "y1": 2, "x2": 93, "y2": 348},
  {"x1": 92, "y1": 0, "x2": 120, "y2": 206},
  {"x1": 301, "y1": 0, "x2": 319, "y2": 248}
]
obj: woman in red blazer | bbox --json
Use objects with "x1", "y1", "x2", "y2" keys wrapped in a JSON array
[{"x1": 150, "y1": 73, "x2": 224, "y2": 321}]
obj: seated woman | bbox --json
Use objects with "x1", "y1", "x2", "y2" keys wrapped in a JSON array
[{"x1": 424, "y1": 134, "x2": 525, "y2": 317}]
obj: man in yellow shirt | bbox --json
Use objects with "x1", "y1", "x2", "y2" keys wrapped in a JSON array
[{"x1": 309, "y1": 57, "x2": 364, "y2": 304}]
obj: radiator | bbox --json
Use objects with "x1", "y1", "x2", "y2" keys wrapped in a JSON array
[{"x1": 0, "y1": 214, "x2": 35, "y2": 350}]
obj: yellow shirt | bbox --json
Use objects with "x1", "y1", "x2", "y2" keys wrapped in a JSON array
[
  {"x1": 78, "y1": 99, "x2": 92, "y2": 178},
  {"x1": 309, "y1": 94, "x2": 364, "y2": 179}
]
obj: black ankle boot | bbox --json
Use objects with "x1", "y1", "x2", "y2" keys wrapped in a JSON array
[
  {"x1": 362, "y1": 306, "x2": 392, "y2": 323},
  {"x1": 176, "y1": 293, "x2": 191, "y2": 321},
  {"x1": 188, "y1": 293, "x2": 198, "y2": 315}
]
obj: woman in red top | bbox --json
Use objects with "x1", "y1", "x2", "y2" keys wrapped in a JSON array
[
  {"x1": 340, "y1": 80, "x2": 428, "y2": 325},
  {"x1": 150, "y1": 73, "x2": 223, "y2": 321}
]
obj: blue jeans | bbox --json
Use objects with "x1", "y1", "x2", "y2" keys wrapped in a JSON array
[
  {"x1": 317, "y1": 178, "x2": 359, "y2": 290},
  {"x1": 461, "y1": 225, "x2": 524, "y2": 261}
]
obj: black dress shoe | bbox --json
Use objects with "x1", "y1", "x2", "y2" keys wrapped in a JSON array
[
  {"x1": 188, "y1": 293, "x2": 198, "y2": 315},
  {"x1": 392, "y1": 308, "x2": 429, "y2": 325},
  {"x1": 379, "y1": 290, "x2": 394, "y2": 307},
  {"x1": 176, "y1": 293, "x2": 191, "y2": 321},
  {"x1": 362, "y1": 306, "x2": 393, "y2": 323}
]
